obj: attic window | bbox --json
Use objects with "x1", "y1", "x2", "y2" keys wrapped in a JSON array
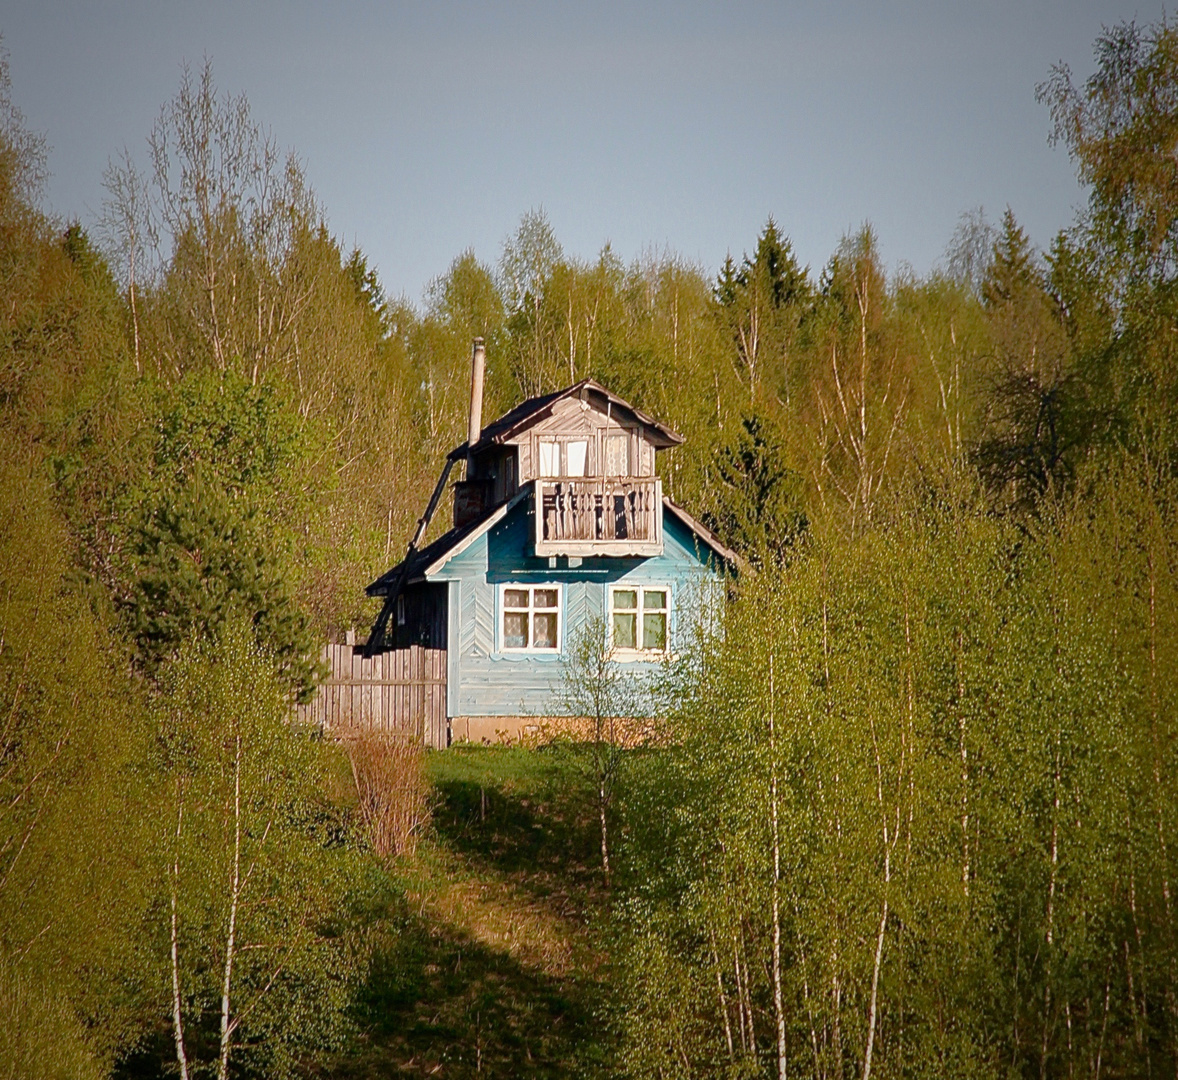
[
  {"x1": 539, "y1": 440, "x2": 559, "y2": 476},
  {"x1": 566, "y1": 440, "x2": 588, "y2": 476},
  {"x1": 604, "y1": 433, "x2": 629, "y2": 476},
  {"x1": 538, "y1": 438, "x2": 590, "y2": 477}
]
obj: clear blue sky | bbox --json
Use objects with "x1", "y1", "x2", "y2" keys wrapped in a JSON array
[{"x1": 1, "y1": 1, "x2": 1161, "y2": 304}]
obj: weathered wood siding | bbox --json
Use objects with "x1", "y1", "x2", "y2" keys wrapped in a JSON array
[
  {"x1": 508, "y1": 396, "x2": 653, "y2": 484},
  {"x1": 427, "y1": 495, "x2": 723, "y2": 718},
  {"x1": 296, "y1": 643, "x2": 448, "y2": 748},
  {"x1": 390, "y1": 582, "x2": 448, "y2": 649}
]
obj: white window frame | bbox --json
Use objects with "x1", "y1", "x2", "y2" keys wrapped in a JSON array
[
  {"x1": 609, "y1": 584, "x2": 671, "y2": 656},
  {"x1": 498, "y1": 583, "x2": 564, "y2": 653}
]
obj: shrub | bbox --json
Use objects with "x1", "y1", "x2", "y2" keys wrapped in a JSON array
[
  {"x1": 0, "y1": 958, "x2": 104, "y2": 1080},
  {"x1": 344, "y1": 731, "x2": 432, "y2": 859}
]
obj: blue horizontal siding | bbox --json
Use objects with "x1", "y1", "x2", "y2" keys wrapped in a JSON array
[{"x1": 427, "y1": 496, "x2": 725, "y2": 718}]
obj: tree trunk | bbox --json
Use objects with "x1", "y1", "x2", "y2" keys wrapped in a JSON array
[
  {"x1": 768, "y1": 652, "x2": 788, "y2": 1080},
  {"x1": 710, "y1": 929, "x2": 735, "y2": 1061},
  {"x1": 1041, "y1": 740, "x2": 1061, "y2": 1080},
  {"x1": 863, "y1": 891, "x2": 888, "y2": 1080},
  {"x1": 218, "y1": 733, "x2": 242, "y2": 1080},
  {"x1": 169, "y1": 794, "x2": 190, "y2": 1080},
  {"x1": 598, "y1": 782, "x2": 610, "y2": 889}
]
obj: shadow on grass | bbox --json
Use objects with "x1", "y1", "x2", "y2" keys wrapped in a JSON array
[
  {"x1": 428, "y1": 745, "x2": 607, "y2": 907},
  {"x1": 336, "y1": 894, "x2": 604, "y2": 1079}
]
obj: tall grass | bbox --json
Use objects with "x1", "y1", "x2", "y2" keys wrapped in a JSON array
[{"x1": 344, "y1": 730, "x2": 432, "y2": 859}]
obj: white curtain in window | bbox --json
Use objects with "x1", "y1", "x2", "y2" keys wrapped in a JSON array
[
  {"x1": 566, "y1": 440, "x2": 588, "y2": 476},
  {"x1": 538, "y1": 440, "x2": 559, "y2": 476},
  {"x1": 604, "y1": 433, "x2": 628, "y2": 475}
]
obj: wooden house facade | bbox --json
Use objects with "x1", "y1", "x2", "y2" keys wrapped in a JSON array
[{"x1": 313, "y1": 340, "x2": 737, "y2": 747}]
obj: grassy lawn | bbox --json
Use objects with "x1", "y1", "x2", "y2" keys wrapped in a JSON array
[{"x1": 335, "y1": 744, "x2": 612, "y2": 1078}]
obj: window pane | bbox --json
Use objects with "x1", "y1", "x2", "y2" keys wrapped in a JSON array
[
  {"x1": 614, "y1": 589, "x2": 637, "y2": 611},
  {"x1": 539, "y1": 440, "x2": 559, "y2": 476},
  {"x1": 566, "y1": 439, "x2": 588, "y2": 476},
  {"x1": 533, "y1": 611, "x2": 558, "y2": 649},
  {"x1": 613, "y1": 612, "x2": 637, "y2": 649},
  {"x1": 504, "y1": 611, "x2": 528, "y2": 649},
  {"x1": 533, "y1": 588, "x2": 558, "y2": 609},
  {"x1": 504, "y1": 588, "x2": 529, "y2": 609},
  {"x1": 604, "y1": 433, "x2": 628, "y2": 476},
  {"x1": 643, "y1": 612, "x2": 667, "y2": 651},
  {"x1": 644, "y1": 589, "x2": 667, "y2": 610}
]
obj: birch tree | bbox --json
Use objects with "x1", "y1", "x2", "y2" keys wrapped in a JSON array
[{"x1": 153, "y1": 624, "x2": 361, "y2": 1080}]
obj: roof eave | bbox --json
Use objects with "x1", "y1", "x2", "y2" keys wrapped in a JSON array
[
  {"x1": 420, "y1": 485, "x2": 531, "y2": 578},
  {"x1": 446, "y1": 379, "x2": 684, "y2": 459},
  {"x1": 368, "y1": 484, "x2": 534, "y2": 598},
  {"x1": 366, "y1": 571, "x2": 427, "y2": 598},
  {"x1": 662, "y1": 497, "x2": 745, "y2": 572}
]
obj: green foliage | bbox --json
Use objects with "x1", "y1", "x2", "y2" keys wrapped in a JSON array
[
  {"x1": 0, "y1": 452, "x2": 154, "y2": 1062},
  {"x1": 714, "y1": 217, "x2": 812, "y2": 406},
  {"x1": 552, "y1": 616, "x2": 653, "y2": 887},
  {"x1": 613, "y1": 473, "x2": 1178, "y2": 1077},
  {"x1": 150, "y1": 622, "x2": 365, "y2": 1078},
  {"x1": 114, "y1": 369, "x2": 320, "y2": 696},
  {"x1": 345, "y1": 246, "x2": 390, "y2": 329},
  {"x1": 1038, "y1": 17, "x2": 1178, "y2": 458},
  {"x1": 703, "y1": 413, "x2": 807, "y2": 567},
  {"x1": 1039, "y1": 18, "x2": 1178, "y2": 291},
  {"x1": 972, "y1": 209, "x2": 1079, "y2": 507},
  {"x1": 0, "y1": 957, "x2": 105, "y2": 1080}
]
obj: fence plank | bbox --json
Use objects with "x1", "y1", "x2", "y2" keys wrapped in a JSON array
[{"x1": 298, "y1": 642, "x2": 447, "y2": 747}]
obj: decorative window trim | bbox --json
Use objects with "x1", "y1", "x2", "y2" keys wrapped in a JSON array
[
  {"x1": 498, "y1": 583, "x2": 564, "y2": 653},
  {"x1": 608, "y1": 584, "x2": 670, "y2": 657}
]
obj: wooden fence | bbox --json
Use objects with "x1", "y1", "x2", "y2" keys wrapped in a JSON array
[{"x1": 295, "y1": 643, "x2": 448, "y2": 749}]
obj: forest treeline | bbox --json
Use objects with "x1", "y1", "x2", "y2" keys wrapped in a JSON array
[{"x1": 1, "y1": 16, "x2": 1176, "y2": 1080}]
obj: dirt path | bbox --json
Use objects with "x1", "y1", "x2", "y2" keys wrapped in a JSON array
[
  {"x1": 335, "y1": 746, "x2": 610, "y2": 1078},
  {"x1": 406, "y1": 845, "x2": 598, "y2": 980}
]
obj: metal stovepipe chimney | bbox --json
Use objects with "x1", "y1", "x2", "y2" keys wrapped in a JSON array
[{"x1": 467, "y1": 337, "x2": 486, "y2": 466}]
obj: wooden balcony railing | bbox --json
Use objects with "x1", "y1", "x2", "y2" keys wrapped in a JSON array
[{"x1": 534, "y1": 477, "x2": 663, "y2": 557}]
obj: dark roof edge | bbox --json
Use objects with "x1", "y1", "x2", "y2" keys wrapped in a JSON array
[
  {"x1": 448, "y1": 379, "x2": 684, "y2": 461},
  {"x1": 366, "y1": 486, "x2": 531, "y2": 597},
  {"x1": 662, "y1": 497, "x2": 746, "y2": 572}
]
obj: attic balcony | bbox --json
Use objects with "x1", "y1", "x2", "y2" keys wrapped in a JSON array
[{"x1": 533, "y1": 477, "x2": 663, "y2": 557}]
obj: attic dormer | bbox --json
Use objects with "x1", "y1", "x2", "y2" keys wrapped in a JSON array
[{"x1": 448, "y1": 342, "x2": 683, "y2": 553}]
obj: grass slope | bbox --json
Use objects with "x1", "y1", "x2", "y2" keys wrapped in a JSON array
[{"x1": 339, "y1": 744, "x2": 611, "y2": 1078}]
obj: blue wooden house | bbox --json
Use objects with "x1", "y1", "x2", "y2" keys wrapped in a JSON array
[{"x1": 363, "y1": 339, "x2": 737, "y2": 746}]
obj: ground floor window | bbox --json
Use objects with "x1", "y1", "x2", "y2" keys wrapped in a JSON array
[
  {"x1": 610, "y1": 585, "x2": 668, "y2": 653},
  {"x1": 501, "y1": 584, "x2": 562, "y2": 651}
]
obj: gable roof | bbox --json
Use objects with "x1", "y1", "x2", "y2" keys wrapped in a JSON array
[
  {"x1": 366, "y1": 485, "x2": 741, "y2": 599},
  {"x1": 447, "y1": 379, "x2": 684, "y2": 461},
  {"x1": 366, "y1": 487, "x2": 529, "y2": 597},
  {"x1": 662, "y1": 497, "x2": 743, "y2": 570}
]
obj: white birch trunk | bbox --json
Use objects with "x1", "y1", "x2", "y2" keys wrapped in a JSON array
[
  {"x1": 169, "y1": 794, "x2": 190, "y2": 1080},
  {"x1": 768, "y1": 652, "x2": 788, "y2": 1080},
  {"x1": 217, "y1": 733, "x2": 243, "y2": 1080}
]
